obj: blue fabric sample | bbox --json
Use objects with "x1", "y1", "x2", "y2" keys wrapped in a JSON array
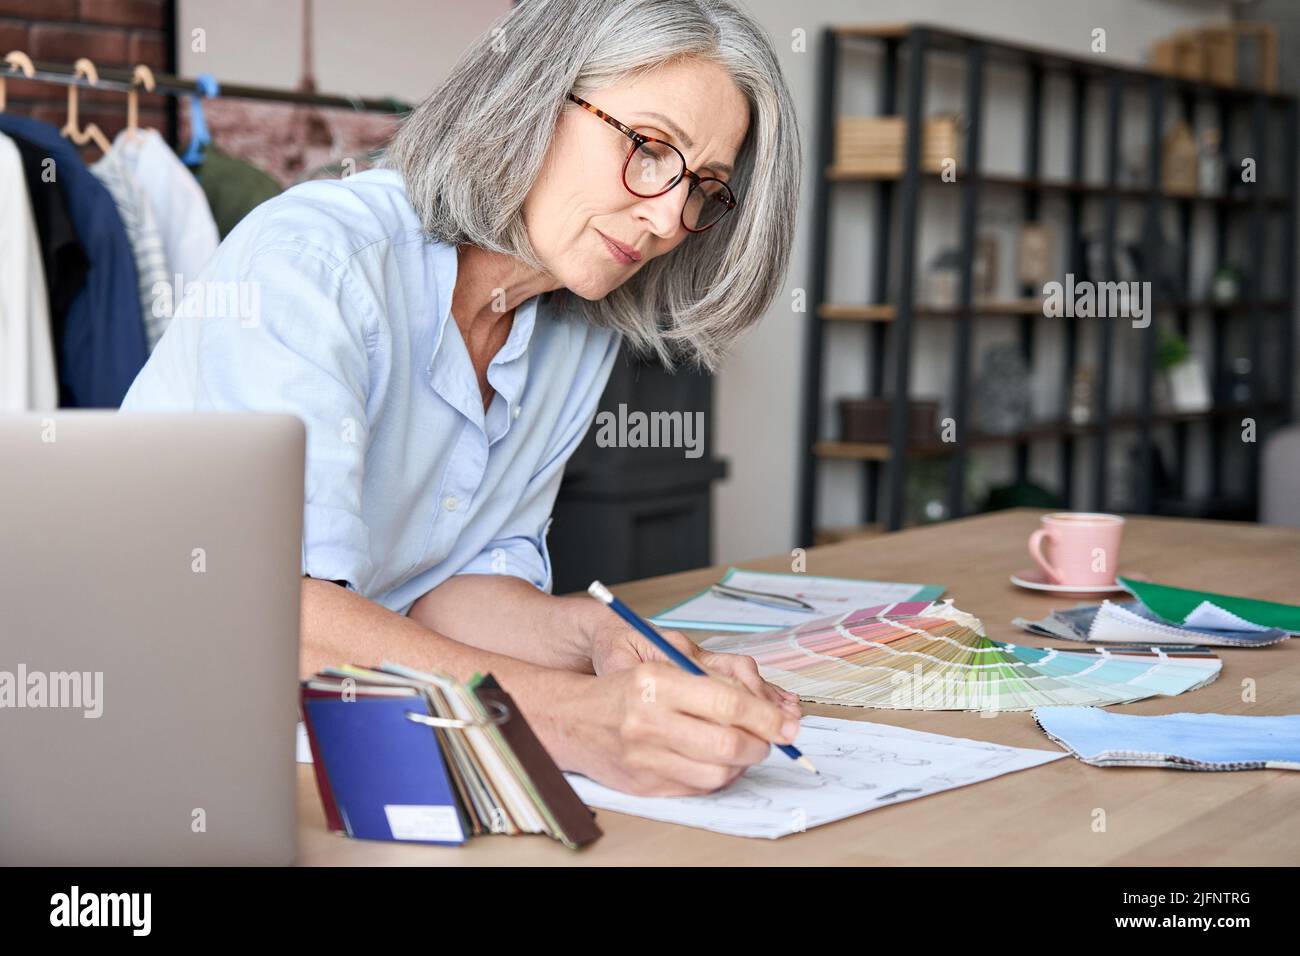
[{"x1": 1033, "y1": 706, "x2": 1300, "y2": 769}]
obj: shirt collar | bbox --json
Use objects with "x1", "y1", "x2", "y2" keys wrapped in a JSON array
[{"x1": 426, "y1": 241, "x2": 542, "y2": 438}]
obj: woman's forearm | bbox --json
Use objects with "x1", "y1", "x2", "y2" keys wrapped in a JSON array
[
  {"x1": 404, "y1": 573, "x2": 606, "y2": 672},
  {"x1": 301, "y1": 576, "x2": 578, "y2": 680},
  {"x1": 300, "y1": 577, "x2": 594, "y2": 769}
]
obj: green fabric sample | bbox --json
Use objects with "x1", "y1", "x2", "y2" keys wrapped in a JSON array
[{"x1": 1119, "y1": 576, "x2": 1300, "y2": 632}]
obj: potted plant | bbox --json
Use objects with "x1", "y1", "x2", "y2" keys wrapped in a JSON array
[{"x1": 1154, "y1": 326, "x2": 1211, "y2": 413}]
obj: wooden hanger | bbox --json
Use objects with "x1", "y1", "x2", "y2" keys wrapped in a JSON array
[
  {"x1": 0, "y1": 50, "x2": 36, "y2": 113},
  {"x1": 61, "y1": 57, "x2": 113, "y2": 155},
  {"x1": 123, "y1": 64, "x2": 155, "y2": 142}
]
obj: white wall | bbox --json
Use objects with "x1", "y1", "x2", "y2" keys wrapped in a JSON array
[
  {"x1": 178, "y1": 0, "x2": 512, "y2": 99},
  {"x1": 714, "y1": 0, "x2": 1233, "y2": 564}
]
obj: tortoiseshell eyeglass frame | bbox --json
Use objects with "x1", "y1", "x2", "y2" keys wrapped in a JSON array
[{"x1": 567, "y1": 93, "x2": 737, "y2": 233}]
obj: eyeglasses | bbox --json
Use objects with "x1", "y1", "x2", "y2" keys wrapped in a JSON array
[{"x1": 567, "y1": 93, "x2": 737, "y2": 233}]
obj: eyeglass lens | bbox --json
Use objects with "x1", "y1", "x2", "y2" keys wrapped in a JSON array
[{"x1": 623, "y1": 141, "x2": 733, "y2": 230}]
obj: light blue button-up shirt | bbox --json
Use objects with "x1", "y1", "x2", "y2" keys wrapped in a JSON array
[{"x1": 120, "y1": 168, "x2": 622, "y2": 615}]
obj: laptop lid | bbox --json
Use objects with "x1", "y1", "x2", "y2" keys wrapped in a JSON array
[{"x1": 0, "y1": 412, "x2": 304, "y2": 865}]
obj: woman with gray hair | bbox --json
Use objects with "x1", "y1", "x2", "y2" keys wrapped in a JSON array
[{"x1": 121, "y1": 0, "x2": 802, "y2": 796}]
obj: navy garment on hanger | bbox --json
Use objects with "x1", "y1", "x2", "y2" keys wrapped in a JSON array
[{"x1": 0, "y1": 114, "x2": 147, "y2": 408}]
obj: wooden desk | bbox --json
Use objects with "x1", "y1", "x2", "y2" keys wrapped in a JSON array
[{"x1": 298, "y1": 509, "x2": 1300, "y2": 865}]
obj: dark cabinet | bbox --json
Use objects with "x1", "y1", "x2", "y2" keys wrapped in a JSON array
[{"x1": 548, "y1": 348, "x2": 727, "y2": 594}]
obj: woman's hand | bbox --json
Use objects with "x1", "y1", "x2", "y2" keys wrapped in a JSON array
[
  {"x1": 555, "y1": 662, "x2": 802, "y2": 796},
  {"x1": 588, "y1": 618, "x2": 801, "y2": 715}
]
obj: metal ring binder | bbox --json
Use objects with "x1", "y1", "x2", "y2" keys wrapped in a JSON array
[{"x1": 404, "y1": 698, "x2": 510, "y2": 730}]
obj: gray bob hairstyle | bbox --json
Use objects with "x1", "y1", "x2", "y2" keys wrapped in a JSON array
[{"x1": 384, "y1": 0, "x2": 801, "y2": 372}]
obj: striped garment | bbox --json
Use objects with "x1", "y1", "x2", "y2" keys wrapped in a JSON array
[{"x1": 90, "y1": 144, "x2": 173, "y2": 351}]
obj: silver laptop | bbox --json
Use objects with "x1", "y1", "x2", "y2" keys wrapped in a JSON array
[{"x1": 0, "y1": 412, "x2": 304, "y2": 865}]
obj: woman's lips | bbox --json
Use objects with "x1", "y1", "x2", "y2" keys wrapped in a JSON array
[{"x1": 597, "y1": 230, "x2": 642, "y2": 265}]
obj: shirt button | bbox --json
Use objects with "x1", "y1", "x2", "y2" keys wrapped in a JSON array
[
  {"x1": 513, "y1": 405, "x2": 522, "y2": 419},
  {"x1": 444, "y1": 495, "x2": 459, "y2": 512}
]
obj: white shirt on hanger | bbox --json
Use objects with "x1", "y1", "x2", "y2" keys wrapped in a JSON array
[
  {"x1": 92, "y1": 143, "x2": 174, "y2": 351},
  {"x1": 110, "y1": 128, "x2": 220, "y2": 284},
  {"x1": 0, "y1": 131, "x2": 59, "y2": 412}
]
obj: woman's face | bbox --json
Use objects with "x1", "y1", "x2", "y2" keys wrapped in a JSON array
[{"x1": 523, "y1": 58, "x2": 749, "y2": 300}]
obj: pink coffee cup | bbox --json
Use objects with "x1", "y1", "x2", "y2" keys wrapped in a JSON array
[{"x1": 1027, "y1": 512, "x2": 1125, "y2": 586}]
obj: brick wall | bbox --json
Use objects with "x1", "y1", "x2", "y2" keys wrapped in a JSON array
[
  {"x1": 2, "y1": 0, "x2": 398, "y2": 185},
  {"x1": 0, "y1": 0, "x2": 170, "y2": 158},
  {"x1": 177, "y1": 101, "x2": 400, "y2": 187}
]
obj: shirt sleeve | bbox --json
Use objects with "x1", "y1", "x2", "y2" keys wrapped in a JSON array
[
  {"x1": 184, "y1": 239, "x2": 377, "y2": 592},
  {"x1": 453, "y1": 328, "x2": 622, "y2": 593}
]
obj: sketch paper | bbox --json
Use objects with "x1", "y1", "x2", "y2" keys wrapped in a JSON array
[{"x1": 565, "y1": 715, "x2": 1065, "y2": 838}]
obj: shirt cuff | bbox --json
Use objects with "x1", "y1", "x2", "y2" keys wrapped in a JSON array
[
  {"x1": 302, "y1": 502, "x2": 373, "y2": 592},
  {"x1": 453, "y1": 518, "x2": 554, "y2": 593}
]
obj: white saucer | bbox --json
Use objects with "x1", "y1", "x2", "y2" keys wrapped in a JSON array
[{"x1": 1009, "y1": 568, "x2": 1146, "y2": 594}]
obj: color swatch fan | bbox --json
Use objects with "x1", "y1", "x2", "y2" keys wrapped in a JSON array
[{"x1": 701, "y1": 600, "x2": 1220, "y2": 711}]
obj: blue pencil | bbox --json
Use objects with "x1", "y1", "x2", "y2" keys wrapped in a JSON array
[{"x1": 588, "y1": 580, "x2": 817, "y2": 774}]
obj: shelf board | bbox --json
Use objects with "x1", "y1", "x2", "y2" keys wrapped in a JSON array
[
  {"x1": 833, "y1": 24, "x2": 911, "y2": 40},
  {"x1": 1168, "y1": 299, "x2": 1290, "y2": 312},
  {"x1": 817, "y1": 298, "x2": 1291, "y2": 322},
  {"x1": 824, "y1": 166, "x2": 1288, "y2": 206},
  {"x1": 814, "y1": 440, "x2": 896, "y2": 461},
  {"x1": 812, "y1": 523, "x2": 887, "y2": 545},
  {"x1": 830, "y1": 22, "x2": 1293, "y2": 103},
  {"x1": 819, "y1": 303, "x2": 899, "y2": 322},
  {"x1": 819, "y1": 299, "x2": 1044, "y2": 322},
  {"x1": 814, "y1": 403, "x2": 1285, "y2": 461}
]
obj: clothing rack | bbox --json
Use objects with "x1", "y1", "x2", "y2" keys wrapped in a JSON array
[
  {"x1": 6, "y1": 58, "x2": 412, "y2": 115},
  {"x1": 0, "y1": 50, "x2": 413, "y2": 412}
]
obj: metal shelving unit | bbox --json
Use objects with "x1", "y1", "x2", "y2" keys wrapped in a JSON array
[{"x1": 797, "y1": 23, "x2": 1298, "y2": 544}]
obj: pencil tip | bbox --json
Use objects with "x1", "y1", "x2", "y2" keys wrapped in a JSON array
[{"x1": 797, "y1": 756, "x2": 818, "y2": 775}]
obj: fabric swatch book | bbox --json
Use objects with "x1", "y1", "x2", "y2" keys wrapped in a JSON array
[
  {"x1": 302, "y1": 691, "x2": 467, "y2": 844},
  {"x1": 650, "y1": 567, "x2": 945, "y2": 632},
  {"x1": 702, "y1": 599, "x2": 1221, "y2": 711},
  {"x1": 566, "y1": 714, "x2": 1065, "y2": 838},
  {"x1": 1118, "y1": 576, "x2": 1300, "y2": 635},
  {"x1": 1013, "y1": 599, "x2": 1290, "y2": 648},
  {"x1": 1033, "y1": 707, "x2": 1300, "y2": 771},
  {"x1": 300, "y1": 664, "x2": 602, "y2": 849}
]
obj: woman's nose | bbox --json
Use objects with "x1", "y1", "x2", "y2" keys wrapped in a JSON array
[{"x1": 633, "y1": 185, "x2": 689, "y2": 239}]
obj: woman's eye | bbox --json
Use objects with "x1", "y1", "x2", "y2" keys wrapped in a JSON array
[{"x1": 639, "y1": 129, "x2": 675, "y2": 147}]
